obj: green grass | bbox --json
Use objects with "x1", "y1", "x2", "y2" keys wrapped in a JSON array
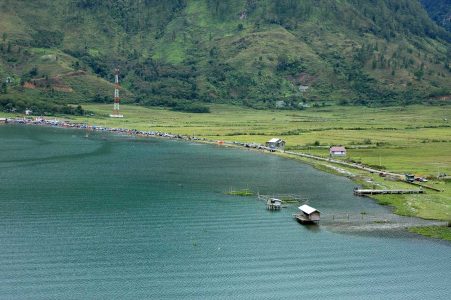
[
  {"x1": 225, "y1": 189, "x2": 254, "y2": 197},
  {"x1": 409, "y1": 226, "x2": 451, "y2": 241}
]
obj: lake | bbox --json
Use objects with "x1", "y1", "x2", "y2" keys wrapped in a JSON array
[{"x1": 0, "y1": 125, "x2": 449, "y2": 299}]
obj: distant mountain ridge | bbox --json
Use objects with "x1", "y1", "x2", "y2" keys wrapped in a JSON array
[{"x1": 0, "y1": 0, "x2": 450, "y2": 114}]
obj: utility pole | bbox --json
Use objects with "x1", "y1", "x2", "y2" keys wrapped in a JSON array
[{"x1": 110, "y1": 68, "x2": 124, "y2": 118}]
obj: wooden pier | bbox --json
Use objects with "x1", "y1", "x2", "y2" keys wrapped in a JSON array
[{"x1": 354, "y1": 188, "x2": 424, "y2": 196}]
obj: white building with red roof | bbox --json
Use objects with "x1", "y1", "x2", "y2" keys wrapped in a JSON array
[{"x1": 329, "y1": 146, "x2": 347, "y2": 156}]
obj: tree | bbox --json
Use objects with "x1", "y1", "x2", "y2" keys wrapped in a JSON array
[
  {"x1": 372, "y1": 59, "x2": 377, "y2": 69},
  {"x1": 72, "y1": 61, "x2": 81, "y2": 70},
  {"x1": 207, "y1": 0, "x2": 234, "y2": 20},
  {"x1": 5, "y1": 102, "x2": 13, "y2": 112},
  {"x1": 276, "y1": 54, "x2": 289, "y2": 71},
  {"x1": 29, "y1": 66, "x2": 38, "y2": 77},
  {"x1": 414, "y1": 68, "x2": 424, "y2": 80},
  {"x1": 75, "y1": 105, "x2": 84, "y2": 115},
  {"x1": 0, "y1": 83, "x2": 7, "y2": 94}
]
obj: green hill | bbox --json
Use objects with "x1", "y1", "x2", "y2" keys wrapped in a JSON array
[{"x1": 0, "y1": 0, "x2": 450, "y2": 114}]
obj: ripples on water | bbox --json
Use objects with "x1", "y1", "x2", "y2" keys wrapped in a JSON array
[{"x1": 0, "y1": 125, "x2": 449, "y2": 299}]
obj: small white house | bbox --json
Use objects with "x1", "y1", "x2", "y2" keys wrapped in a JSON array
[
  {"x1": 266, "y1": 138, "x2": 285, "y2": 150},
  {"x1": 295, "y1": 204, "x2": 320, "y2": 223},
  {"x1": 330, "y1": 146, "x2": 346, "y2": 156},
  {"x1": 266, "y1": 198, "x2": 282, "y2": 210},
  {"x1": 25, "y1": 109, "x2": 33, "y2": 116}
]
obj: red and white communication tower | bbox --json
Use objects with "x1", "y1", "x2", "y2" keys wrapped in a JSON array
[{"x1": 110, "y1": 68, "x2": 124, "y2": 118}]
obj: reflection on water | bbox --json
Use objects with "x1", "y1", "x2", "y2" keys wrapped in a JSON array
[{"x1": 301, "y1": 223, "x2": 321, "y2": 233}]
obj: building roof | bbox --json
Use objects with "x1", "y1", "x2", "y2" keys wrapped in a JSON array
[
  {"x1": 330, "y1": 146, "x2": 346, "y2": 152},
  {"x1": 298, "y1": 204, "x2": 319, "y2": 215},
  {"x1": 268, "y1": 138, "x2": 283, "y2": 143}
]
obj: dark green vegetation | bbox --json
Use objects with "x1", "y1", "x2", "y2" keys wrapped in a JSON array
[
  {"x1": 0, "y1": 0, "x2": 450, "y2": 114},
  {"x1": 421, "y1": 0, "x2": 451, "y2": 32}
]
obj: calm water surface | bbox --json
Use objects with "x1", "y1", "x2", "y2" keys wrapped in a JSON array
[{"x1": 0, "y1": 125, "x2": 449, "y2": 299}]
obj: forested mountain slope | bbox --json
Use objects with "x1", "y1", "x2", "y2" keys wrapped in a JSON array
[
  {"x1": 421, "y1": 0, "x2": 451, "y2": 32},
  {"x1": 0, "y1": 0, "x2": 450, "y2": 114}
]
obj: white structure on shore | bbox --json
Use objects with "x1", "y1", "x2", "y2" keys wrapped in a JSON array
[
  {"x1": 330, "y1": 146, "x2": 346, "y2": 156},
  {"x1": 266, "y1": 138, "x2": 285, "y2": 150}
]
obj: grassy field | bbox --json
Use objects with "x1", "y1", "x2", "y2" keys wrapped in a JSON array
[{"x1": 2, "y1": 103, "x2": 450, "y2": 238}]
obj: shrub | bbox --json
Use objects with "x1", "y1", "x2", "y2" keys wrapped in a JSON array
[
  {"x1": 31, "y1": 29, "x2": 64, "y2": 48},
  {"x1": 171, "y1": 102, "x2": 210, "y2": 113}
]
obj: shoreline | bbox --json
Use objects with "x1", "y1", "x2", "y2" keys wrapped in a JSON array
[{"x1": 2, "y1": 116, "x2": 450, "y2": 240}]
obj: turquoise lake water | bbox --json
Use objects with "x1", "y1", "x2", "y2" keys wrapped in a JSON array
[{"x1": 0, "y1": 125, "x2": 450, "y2": 299}]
